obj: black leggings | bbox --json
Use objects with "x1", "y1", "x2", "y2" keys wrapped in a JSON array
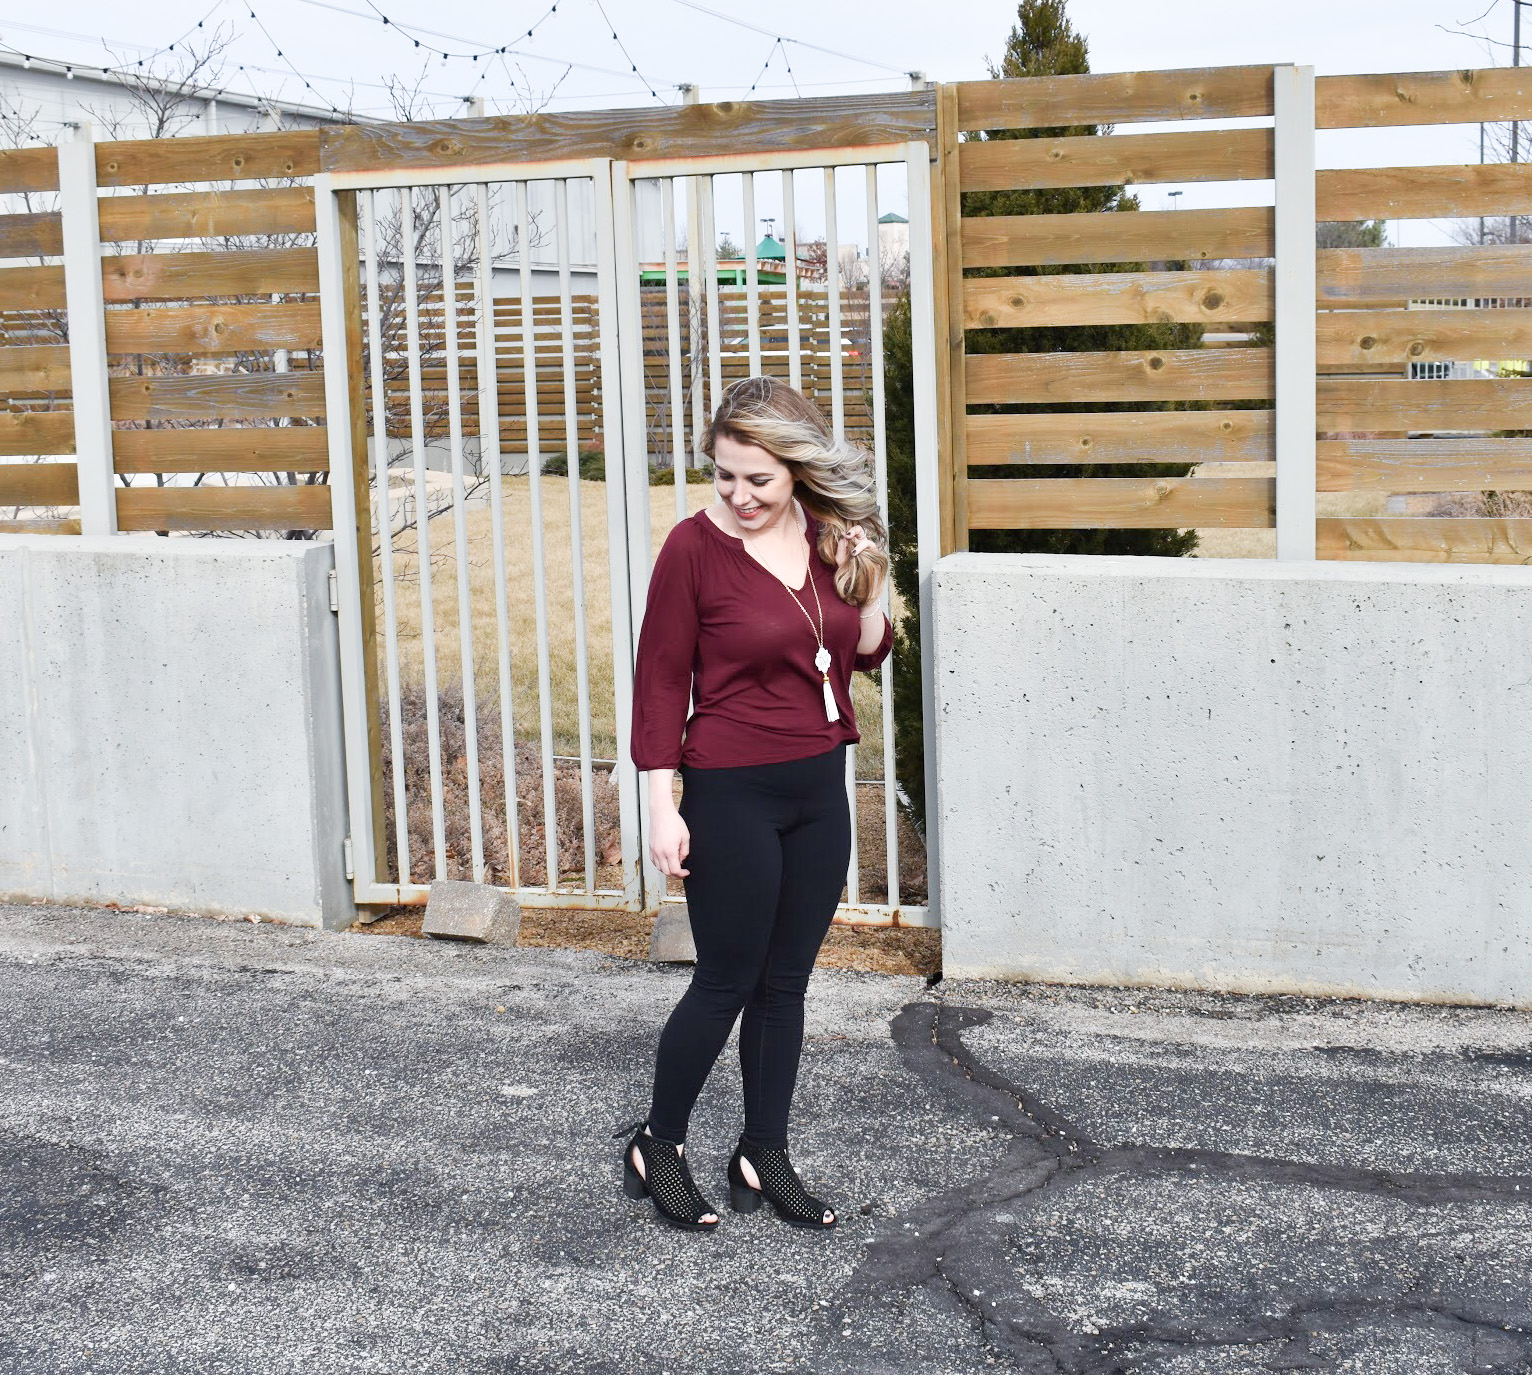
[{"x1": 646, "y1": 743, "x2": 851, "y2": 1148}]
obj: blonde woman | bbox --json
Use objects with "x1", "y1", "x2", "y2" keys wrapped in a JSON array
[{"x1": 615, "y1": 376, "x2": 893, "y2": 1233}]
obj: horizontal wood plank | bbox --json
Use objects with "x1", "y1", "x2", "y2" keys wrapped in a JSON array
[
  {"x1": 115, "y1": 483, "x2": 333, "y2": 531},
  {"x1": 955, "y1": 67, "x2": 1274, "y2": 131},
  {"x1": 966, "y1": 408, "x2": 1273, "y2": 464},
  {"x1": 962, "y1": 206, "x2": 1273, "y2": 269},
  {"x1": 968, "y1": 475, "x2": 1274, "y2": 528},
  {"x1": 113, "y1": 425, "x2": 329, "y2": 473},
  {"x1": 967, "y1": 347, "x2": 1273, "y2": 404},
  {"x1": 0, "y1": 147, "x2": 59, "y2": 195},
  {"x1": 1318, "y1": 245, "x2": 1532, "y2": 304},
  {"x1": 97, "y1": 187, "x2": 318, "y2": 241},
  {"x1": 1316, "y1": 68, "x2": 1532, "y2": 130},
  {"x1": 105, "y1": 302, "x2": 323, "y2": 355},
  {"x1": 1318, "y1": 377, "x2": 1532, "y2": 430},
  {"x1": 1318, "y1": 438, "x2": 1532, "y2": 491},
  {"x1": 0, "y1": 461, "x2": 78, "y2": 505},
  {"x1": 0, "y1": 265, "x2": 66, "y2": 311},
  {"x1": 0, "y1": 411, "x2": 74, "y2": 455},
  {"x1": 1316, "y1": 308, "x2": 1532, "y2": 368},
  {"x1": 964, "y1": 268, "x2": 1272, "y2": 328},
  {"x1": 96, "y1": 132, "x2": 321, "y2": 188},
  {"x1": 1317, "y1": 516, "x2": 1532, "y2": 561},
  {"x1": 109, "y1": 370, "x2": 327, "y2": 422},
  {"x1": 0, "y1": 211, "x2": 63, "y2": 258},
  {"x1": 960, "y1": 128, "x2": 1273, "y2": 193},
  {"x1": 0, "y1": 516, "x2": 80, "y2": 533},
  {"x1": 1317, "y1": 162, "x2": 1532, "y2": 222},
  {"x1": 101, "y1": 248, "x2": 320, "y2": 301},
  {"x1": 322, "y1": 92, "x2": 935, "y2": 172},
  {"x1": 0, "y1": 345, "x2": 71, "y2": 391}
]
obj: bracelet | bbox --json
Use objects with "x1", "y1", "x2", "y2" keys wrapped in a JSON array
[{"x1": 859, "y1": 608, "x2": 885, "y2": 620}]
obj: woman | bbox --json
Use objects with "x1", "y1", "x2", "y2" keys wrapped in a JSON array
[{"x1": 615, "y1": 376, "x2": 894, "y2": 1233}]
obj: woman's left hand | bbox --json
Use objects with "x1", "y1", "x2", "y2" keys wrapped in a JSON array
[{"x1": 836, "y1": 525, "x2": 887, "y2": 606}]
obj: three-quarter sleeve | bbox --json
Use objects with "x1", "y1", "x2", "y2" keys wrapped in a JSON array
[
  {"x1": 853, "y1": 611, "x2": 894, "y2": 671},
  {"x1": 630, "y1": 524, "x2": 702, "y2": 770}
]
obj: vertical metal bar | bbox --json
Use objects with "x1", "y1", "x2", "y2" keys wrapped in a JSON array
[
  {"x1": 516, "y1": 180, "x2": 561, "y2": 892},
  {"x1": 743, "y1": 171, "x2": 762, "y2": 376},
  {"x1": 905, "y1": 142, "x2": 942, "y2": 928},
  {"x1": 783, "y1": 169, "x2": 802, "y2": 392},
  {"x1": 315, "y1": 172, "x2": 379, "y2": 900},
  {"x1": 823, "y1": 165, "x2": 845, "y2": 441},
  {"x1": 701, "y1": 175, "x2": 724, "y2": 415},
  {"x1": 599, "y1": 162, "x2": 646, "y2": 913},
  {"x1": 555, "y1": 178, "x2": 598, "y2": 894},
  {"x1": 1273, "y1": 64, "x2": 1317, "y2": 561},
  {"x1": 663, "y1": 179, "x2": 688, "y2": 523},
  {"x1": 866, "y1": 162, "x2": 899, "y2": 912},
  {"x1": 686, "y1": 173, "x2": 707, "y2": 461},
  {"x1": 475, "y1": 182, "x2": 521, "y2": 890},
  {"x1": 400, "y1": 185, "x2": 449, "y2": 875},
  {"x1": 438, "y1": 183, "x2": 486, "y2": 881},
  {"x1": 56, "y1": 129, "x2": 116, "y2": 535},
  {"x1": 363, "y1": 188, "x2": 412, "y2": 886}
]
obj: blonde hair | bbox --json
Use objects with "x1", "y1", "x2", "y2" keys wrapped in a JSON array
[{"x1": 701, "y1": 376, "x2": 890, "y2": 608}]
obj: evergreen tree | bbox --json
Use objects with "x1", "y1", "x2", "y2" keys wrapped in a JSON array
[{"x1": 885, "y1": 0, "x2": 1203, "y2": 834}]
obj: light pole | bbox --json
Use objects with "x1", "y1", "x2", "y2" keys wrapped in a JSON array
[{"x1": 1167, "y1": 190, "x2": 1183, "y2": 210}]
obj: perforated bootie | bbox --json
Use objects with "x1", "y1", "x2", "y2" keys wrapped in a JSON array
[
  {"x1": 727, "y1": 1134, "x2": 837, "y2": 1229},
  {"x1": 616, "y1": 1120, "x2": 720, "y2": 1232}
]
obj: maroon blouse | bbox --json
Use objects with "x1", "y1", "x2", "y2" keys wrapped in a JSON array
[{"x1": 630, "y1": 505, "x2": 895, "y2": 770}]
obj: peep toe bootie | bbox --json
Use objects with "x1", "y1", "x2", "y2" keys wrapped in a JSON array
[
  {"x1": 616, "y1": 1121, "x2": 720, "y2": 1232},
  {"x1": 728, "y1": 1135, "x2": 837, "y2": 1229}
]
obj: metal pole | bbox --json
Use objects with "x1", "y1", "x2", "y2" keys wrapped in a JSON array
[{"x1": 1514, "y1": 0, "x2": 1522, "y2": 245}]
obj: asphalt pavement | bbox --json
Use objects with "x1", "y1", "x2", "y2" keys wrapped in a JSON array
[{"x1": 3, "y1": 902, "x2": 1531, "y2": 1374}]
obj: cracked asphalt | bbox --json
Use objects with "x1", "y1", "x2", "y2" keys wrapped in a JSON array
[{"x1": 3, "y1": 903, "x2": 1531, "y2": 1374}]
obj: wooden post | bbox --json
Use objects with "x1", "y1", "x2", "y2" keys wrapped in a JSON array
[
  {"x1": 57, "y1": 126, "x2": 116, "y2": 535},
  {"x1": 1274, "y1": 65, "x2": 1317, "y2": 559},
  {"x1": 932, "y1": 84, "x2": 968, "y2": 555}
]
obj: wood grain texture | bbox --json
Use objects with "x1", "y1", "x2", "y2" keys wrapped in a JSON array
[
  {"x1": 1317, "y1": 163, "x2": 1532, "y2": 222},
  {"x1": 1315, "y1": 308, "x2": 1532, "y2": 368},
  {"x1": 935, "y1": 82, "x2": 967, "y2": 554},
  {"x1": 0, "y1": 147, "x2": 59, "y2": 194},
  {"x1": 0, "y1": 211, "x2": 63, "y2": 258},
  {"x1": 955, "y1": 67, "x2": 1274, "y2": 131},
  {"x1": 960, "y1": 128, "x2": 1272, "y2": 193},
  {"x1": 1317, "y1": 377, "x2": 1532, "y2": 430},
  {"x1": 0, "y1": 516, "x2": 80, "y2": 533},
  {"x1": 966, "y1": 408, "x2": 1273, "y2": 464},
  {"x1": 0, "y1": 345, "x2": 71, "y2": 391},
  {"x1": 0, "y1": 461, "x2": 78, "y2": 505},
  {"x1": 112, "y1": 426, "x2": 329, "y2": 473},
  {"x1": 964, "y1": 268, "x2": 1271, "y2": 328},
  {"x1": 968, "y1": 475, "x2": 1274, "y2": 528},
  {"x1": 95, "y1": 132, "x2": 320, "y2": 187},
  {"x1": 97, "y1": 187, "x2": 317, "y2": 241},
  {"x1": 1318, "y1": 245, "x2": 1532, "y2": 304},
  {"x1": 962, "y1": 206, "x2": 1273, "y2": 269},
  {"x1": 966, "y1": 347, "x2": 1273, "y2": 404},
  {"x1": 0, "y1": 411, "x2": 74, "y2": 456},
  {"x1": 115, "y1": 483, "x2": 333, "y2": 532},
  {"x1": 1317, "y1": 438, "x2": 1532, "y2": 491},
  {"x1": 0, "y1": 265, "x2": 65, "y2": 311},
  {"x1": 105, "y1": 302, "x2": 323, "y2": 355},
  {"x1": 1316, "y1": 68, "x2": 1532, "y2": 130},
  {"x1": 109, "y1": 370, "x2": 327, "y2": 422},
  {"x1": 321, "y1": 92, "x2": 936, "y2": 171},
  {"x1": 1318, "y1": 516, "x2": 1532, "y2": 561},
  {"x1": 101, "y1": 249, "x2": 320, "y2": 301}
]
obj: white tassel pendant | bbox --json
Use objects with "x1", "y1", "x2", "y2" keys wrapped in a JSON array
[{"x1": 822, "y1": 675, "x2": 840, "y2": 723}]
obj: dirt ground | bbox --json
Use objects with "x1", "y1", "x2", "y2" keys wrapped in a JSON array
[{"x1": 354, "y1": 903, "x2": 942, "y2": 978}]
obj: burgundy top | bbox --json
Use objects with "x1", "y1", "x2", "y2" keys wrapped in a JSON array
[{"x1": 630, "y1": 504, "x2": 895, "y2": 770}]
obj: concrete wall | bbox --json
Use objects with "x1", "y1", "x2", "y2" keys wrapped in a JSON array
[
  {"x1": 0, "y1": 536, "x2": 355, "y2": 929},
  {"x1": 933, "y1": 553, "x2": 1532, "y2": 1008}
]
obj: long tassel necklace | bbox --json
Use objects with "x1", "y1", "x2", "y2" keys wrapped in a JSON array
[{"x1": 781, "y1": 525, "x2": 839, "y2": 723}]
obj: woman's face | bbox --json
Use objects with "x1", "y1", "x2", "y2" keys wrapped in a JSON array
[{"x1": 711, "y1": 432, "x2": 797, "y2": 533}]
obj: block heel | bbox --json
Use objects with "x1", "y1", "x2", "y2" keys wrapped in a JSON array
[
  {"x1": 727, "y1": 1134, "x2": 837, "y2": 1229},
  {"x1": 613, "y1": 1119, "x2": 720, "y2": 1232}
]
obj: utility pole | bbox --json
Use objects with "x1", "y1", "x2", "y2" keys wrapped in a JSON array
[{"x1": 1514, "y1": 0, "x2": 1523, "y2": 243}]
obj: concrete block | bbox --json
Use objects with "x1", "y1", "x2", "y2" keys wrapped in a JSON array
[
  {"x1": 649, "y1": 901, "x2": 696, "y2": 963},
  {"x1": 423, "y1": 880, "x2": 521, "y2": 944}
]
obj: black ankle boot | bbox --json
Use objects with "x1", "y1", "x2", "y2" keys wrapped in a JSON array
[
  {"x1": 727, "y1": 1134, "x2": 837, "y2": 1229},
  {"x1": 615, "y1": 1120, "x2": 720, "y2": 1233}
]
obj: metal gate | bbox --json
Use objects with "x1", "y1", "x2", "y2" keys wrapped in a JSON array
[{"x1": 314, "y1": 144, "x2": 941, "y2": 925}]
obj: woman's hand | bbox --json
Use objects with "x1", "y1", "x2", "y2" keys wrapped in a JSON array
[
  {"x1": 835, "y1": 524, "x2": 887, "y2": 605},
  {"x1": 648, "y1": 803, "x2": 691, "y2": 879}
]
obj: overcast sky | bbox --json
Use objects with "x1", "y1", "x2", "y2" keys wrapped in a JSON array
[{"x1": 1, "y1": 0, "x2": 1521, "y2": 245}]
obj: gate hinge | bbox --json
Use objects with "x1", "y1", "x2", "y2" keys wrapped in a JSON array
[
  {"x1": 343, "y1": 835, "x2": 354, "y2": 881},
  {"x1": 328, "y1": 568, "x2": 340, "y2": 612}
]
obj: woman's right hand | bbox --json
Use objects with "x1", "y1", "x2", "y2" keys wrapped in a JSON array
[{"x1": 648, "y1": 804, "x2": 691, "y2": 879}]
